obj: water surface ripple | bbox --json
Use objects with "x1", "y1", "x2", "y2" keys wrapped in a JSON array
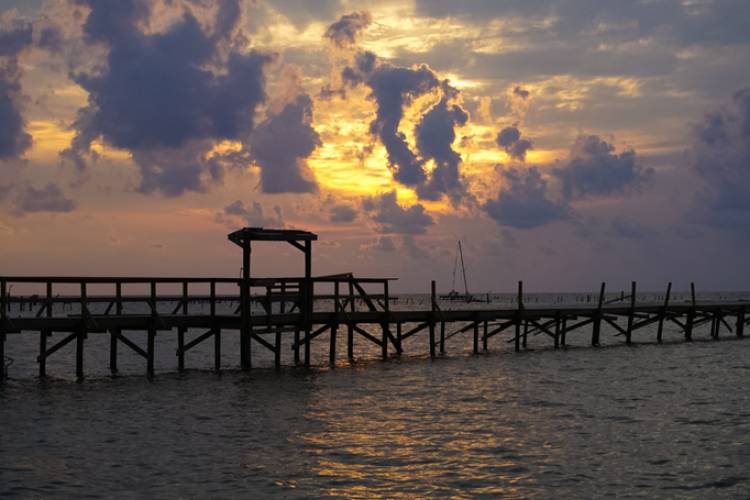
[{"x1": 2, "y1": 340, "x2": 750, "y2": 498}]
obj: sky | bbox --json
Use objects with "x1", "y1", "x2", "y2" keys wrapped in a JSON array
[{"x1": 1, "y1": 0, "x2": 750, "y2": 293}]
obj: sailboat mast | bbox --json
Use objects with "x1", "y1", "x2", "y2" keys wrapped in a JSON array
[{"x1": 458, "y1": 240, "x2": 469, "y2": 296}]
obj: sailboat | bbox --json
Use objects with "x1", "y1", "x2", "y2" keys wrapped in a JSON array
[{"x1": 440, "y1": 240, "x2": 477, "y2": 302}]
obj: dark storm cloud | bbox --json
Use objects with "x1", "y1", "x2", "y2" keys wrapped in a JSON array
[
  {"x1": 329, "y1": 204, "x2": 357, "y2": 223},
  {"x1": 554, "y1": 135, "x2": 652, "y2": 200},
  {"x1": 363, "y1": 63, "x2": 440, "y2": 186},
  {"x1": 496, "y1": 126, "x2": 533, "y2": 162},
  {"x1": 222, "y1": 200, "x2": 283, "y2": 227},
  {"x1": 415, "y1": 93, "x2": 469, "y2": 201},
  {"x1": 483, "y1": 167, "x2": 569, "y2": 229},
  {"x1": 66, "y1": 0, "x2": 272, "y2": 195},
  {"x1": 339, "y1": 47, "x2": 472, "y2": 201},
  {"x1": 249, "y1": 94, "x2": 320, "y2": 193},
  {"x1": 0, "y1": 22, "x2": 34, "y2": 160},
  {"x1": 363, "y1": 191, "x2": 434, "y2": 234},
  {"x1": 13, "y1": 183, "x2": 76, "y2": 214},
  {"x1": 324, "y1": 11, "x2": 371, "y2": 47},
  {"x1": 690, "y1": 89, "x2": 750, "y2": 231}
]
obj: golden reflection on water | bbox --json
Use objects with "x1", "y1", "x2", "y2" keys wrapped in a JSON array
[{"x1": 296, "y1": 362, "x2": 550, "y2": 497}]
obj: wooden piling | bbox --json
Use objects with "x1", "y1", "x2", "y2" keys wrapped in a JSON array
[
  {"x1": 40, "y1": 281, "x2": 52, "y2": 378},
  {"x1": 211, "y1": 281, "x2": 220, "y2": 372},
  {"x1": 515, "y1": 281, "x2": 523, "y2": 352},
  {"x1": 439, "y1": 321, "x2": 445, "y2": 355},
  {"x1": 347, "y1": 280, "x2": 354, "y2": 361},
  {"x1": 147, "y1": 280, "x2": 156, "y2": 377},
  {"x1": 0, "y1": 279, "x2": 5, "y2": 381},
  {"x1": 685, "y1": 282, "x2": 695, "y2": 341},
  {"x1": 482, "y1": 320, "x2": 488, "y2": 351},
  {"x1": 178, "y1": 281, "x2": 186, "y2": 372},
  {"x1": 276, "y1": 282, "x2": 285, "y2": 370},
  {"x1": 625, "y1": 281, "x2": 636, "y2": 344},
  {"x1": 381, "y1": 280, "x2": 389, "y2": 360},
  {"x1": 429, "y1": 280, "x2": 436, "y2": 357},
  {"x1": 592, "y1": 282, "x2": 605, "y2": 346},
  {"x1": 76, "y1": 281, "x2": 86, "y2": 380},
  {"x1": 241, "y1": 241, "x2": 251, "y2": 370},
  {"x1": 561, "y1": 317, "x2": 567, "y2": 347},
  {"x1": 657, "y1": 282, "x2": 671, "y2": 343},
  {"x1": 111, "y1": 281, "x2": 122, "y2": 374},
  {"x1": 330, "y1": 281, "x2": 339, "y2": 366},
  {"x1": 303, "y1": 240, "x2": 312, "y2": 368}
]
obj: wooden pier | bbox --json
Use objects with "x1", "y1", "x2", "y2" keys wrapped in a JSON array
[{"x1": 2, "y1": 228, "x2": 749, "y2": 380}]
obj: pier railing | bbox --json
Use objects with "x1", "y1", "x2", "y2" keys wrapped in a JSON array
[{"x1": 0, "y1": 274, "x2": 393, "y2": 378}]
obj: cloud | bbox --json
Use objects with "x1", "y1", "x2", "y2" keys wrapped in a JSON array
[
  {"x1": 483, "y1": 167, "x2": 569, "y2": 229},
  {"x1": 400, "y1": 235, "x2": 430, "y2": 259},
  {"x1": 342, "y1": 50, "x2": 440, "y2": 187},
  {"x1": 496, "y1": 125, "x2": 533, "y2": 162},
  {"x1": 13, "y1": 183, "x2": 76, "y2": 214},
  {"x1": 360, "y1": 235, "x2": 396, "y2": 253},
  {"x1": 415, "y1": 92, "x2": 469, "y2": 201},
  {"x1": 64, "y1": 0, "x2": 272, "y2": 195},
  {"x1": 249, "y1": 94, "x2": 320, "y2": 193},
  {"x1": 324, "y1": 11, "x2": 371, "y2": 47},
  {"x1": 329, "y1": 203, "x2": 357, "y2": 223},
  {"x1": 689, "y1": 88, "x2": 750, "y2": 232},
  {"x1": 513, "y1": 86, "x2": 530, "y2": 99},
  {"x1": 0, "y1": 20, "x2": 33, "y2": 160},
  {"x1": 339, "y1": 47, "x2": 474, "y2": 202},
  {"x1": 363, "y1": 190, "x2": 434, "y2": 234},
  {"x1": 220, "y1": 200, "x2": 283, "y2": 228},
  {"x1": 554, "y1": 135, "x2": 653, "y2": 200}
]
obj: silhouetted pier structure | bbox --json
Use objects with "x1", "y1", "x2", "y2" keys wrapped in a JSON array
[{"x1": 2, "y1": 228, "x2": 749, "y2": 380}]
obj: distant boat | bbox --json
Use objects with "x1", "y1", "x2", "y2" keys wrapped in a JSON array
[{"x1": 440, "y1": 240, "x2": 479, "y2": 302}]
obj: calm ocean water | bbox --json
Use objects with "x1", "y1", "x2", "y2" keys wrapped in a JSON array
[{"x1": 2, "y1": 293, "x2": 750, "y2": 497}]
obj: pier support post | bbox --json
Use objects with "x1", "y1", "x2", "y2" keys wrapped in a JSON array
[
  {"x1": 177, "y1": 281, "x2": 186, "y2": 373},
  {"x1": 473, "y1": 319, "x2": 479, "y2": 354},
  {"x1": 331, "y1": 282, "x2": 339, "y2": 366},
  {"x1": 439, "y1": 321, "x2": 445, "y2": 355},
  {"x1": 625, "y1": 281, "x2": 636, "y2": 344},
  {"x1": 429, "y1": 281, "x2": 436, "y2": 358},
  {"x1": 657, "y1": 282, "x2": 671, "y2": 343},
  {"x1": 685, "y1": 282, "x2": 695, "y2": 341},
  {"x1": 347, "y1": 280, "x2": 354, "y2": 361},
  {"x1": 76, "y1": 282, "x2": 87, "y2": 380},
  {"x1": 240, "y1": 240, "x2": 252, "y2": 370},
  {"x1": 483, "y1": 320, "x2": 488, "y2": 352},
  {"x1": 211, "y1": 282, "x2": 220, "y2": 372},
  {"x1": 592, "y1": 282, "x2": 605, "y2": 346},
  {"x1": 561, "y1": 317, "x2": 567, "y2": 347},
  {"x1": 40, "y1": 281, "x2": 52, "y2": 378},
  {"x1": 515, "y1": 281, "x2": 523, "y2": 352},
  {"x1": 1, "y1": 279, "x2": 6, "y2": 380},
  {"x1": 522, "y1": 319, "x2": 528, "y2": 349},
  {"x1": 303, "y1": 240, "x2": 312, "y2": 368},
  {"x1": 396, "y1": 322, "x2": 402, "y2": 355}
]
